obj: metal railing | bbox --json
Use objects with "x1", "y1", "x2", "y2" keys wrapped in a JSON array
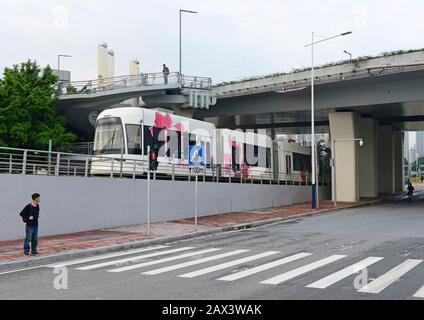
[
  {"x1": 0, "y1": 146, "x2": 320, "y2": 186},
  {"x1": 65, "y1": 142, "x2": 94, "y2": 155},
  {"x1": 216, "y1": 62, "x2": 424, "y2": 98},
  {"x1": 56, "y1": 72, "x2": 213, "y2": 96}
]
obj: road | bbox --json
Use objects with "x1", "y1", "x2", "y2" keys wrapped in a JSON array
[{"x1": 1, "y1": 192, "x2": 424, "y2": 300}]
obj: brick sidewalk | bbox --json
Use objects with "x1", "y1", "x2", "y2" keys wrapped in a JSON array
[{"x1": 0, "y1": 200, "x2": 377, "y2": 262}]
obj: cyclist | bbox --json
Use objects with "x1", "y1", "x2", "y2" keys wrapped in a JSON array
[{"x1": 407, "y1": 183, "x2": 415, "y2": 200}]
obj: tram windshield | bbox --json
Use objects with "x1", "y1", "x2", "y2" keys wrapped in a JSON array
[{"x1": 93, "y1": 117, "x2": 125, "y2": 155}]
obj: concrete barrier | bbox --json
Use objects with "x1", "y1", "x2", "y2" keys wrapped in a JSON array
[{"x1": 0, "y1": 174, "x2": 330, "y2": 241}]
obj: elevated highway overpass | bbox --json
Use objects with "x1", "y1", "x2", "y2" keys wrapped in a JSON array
[
  {"x1": 197, "y1": 50, "x2": 424, "y2": 133},
  {"x1": 193, "y1": 50, "x2": 424, "y2": 204}
]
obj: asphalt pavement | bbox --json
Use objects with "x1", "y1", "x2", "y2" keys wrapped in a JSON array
[{"x1": 1, "y1": 191, "x2": 424, "y2": 300}]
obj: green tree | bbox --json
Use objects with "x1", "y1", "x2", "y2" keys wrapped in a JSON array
[{"x1": 0, "y1": 60, "x2": 77, "y2": 149}]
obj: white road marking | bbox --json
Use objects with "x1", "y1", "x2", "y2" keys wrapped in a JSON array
[
  {"x1": 358, "y1": 259, "x2": 423, "y2": 294},
  {"x1": 47, "y1": 245, "x2": 169, "y2": 268},
  {"x1": 306, "y1": 257, "x2": 384, "y2": 289},
  {"x1": 179, "y1": 251, "x2": 280, "y2": 278},
  {"x1": 217, "y1": 253, "x2": 312, "y2": 282},
  {"x1": 0, "y1": 265, "x2": 46, "y2": 276},
  {"x1": 142, "y1": 250, "x2": 250, "y2": 275},
  {"x1": 260, "y1": 255, "x2": 347, "y2": 285},
  {"x1": 413, "y1": 284, "x2": 424, "y2": 298},
  {"x1": 108, "y1": 248, "x2": 222, "y2": 273},
  {"x1": 76, "y1": 247, "x2": 195, "y2": 271}
]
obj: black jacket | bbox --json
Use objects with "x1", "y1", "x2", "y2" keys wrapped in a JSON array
[{"x1": 19, "y1": 204, "x2": 40, "y2": 227}]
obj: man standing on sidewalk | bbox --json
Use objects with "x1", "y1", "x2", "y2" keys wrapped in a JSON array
[{"x1": 19, "y1": 193, "x2": 41, "y2": 256}]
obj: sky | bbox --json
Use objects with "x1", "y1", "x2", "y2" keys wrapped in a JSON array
[
  {"x1": 1, "y1": 0, "x2": 424, "y2": 84},
  {"x1": 1, "y1": 0, "x2": 422, "y2": 145}
]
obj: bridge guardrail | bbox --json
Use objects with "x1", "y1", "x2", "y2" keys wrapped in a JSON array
[
  {"x1": 56, "y1": 72, "x2": 212, "y2": 96},
  {"x1": 0, "y1": 146, "x2": 321, "y2": 186}
]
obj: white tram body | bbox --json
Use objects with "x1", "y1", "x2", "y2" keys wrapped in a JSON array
[
  {"x1": 215, "y1": 129, "x2": 273, "y2": 179},
  {"x1": 91, "y1": 107, "x2": 311, "y2": 182},
  {"x1": 91, "y1": 107, "x2": 215, "y2": 176},
  {"x1": 276, "y1": 141, "x2": 312, "y2": 183}
]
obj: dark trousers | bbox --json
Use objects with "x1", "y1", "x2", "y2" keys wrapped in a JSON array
[{"x1": 23, "y1": 225, "x2": 38, "y2": 254}]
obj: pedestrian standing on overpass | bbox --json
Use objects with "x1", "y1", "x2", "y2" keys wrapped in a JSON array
[
  {"x1": 19, "y1": 193, "x2": 41, "y2": 256},
  {"x1": 163, "y1": 64, "x2": 170, "y2": 84}
]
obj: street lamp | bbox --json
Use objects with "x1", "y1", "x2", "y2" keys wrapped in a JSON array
[
  {"x1": 58, "y1": 54, "x2": 72, "y2": 72},
  {"x1": 179, "y1": 9, "x2": 198, "y2": 76},
  {"x1": 343, "y1": 50, "x2": 352, "y2": 60},
  {"x1": 331, "y1": 138, "x2": 364, "y2": 207},
  {"x1": 305, "y1": 31, "x2": 352, "y2": 209}
]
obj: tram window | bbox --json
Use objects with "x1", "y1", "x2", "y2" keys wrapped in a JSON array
[
  {"x1": 243, "y1": 143, "x2": 247, "y2": 165},
  {"x1": 231, "y1": 143, "x2": 241, "y2": 170},
  {"x1": 174, "y1": 131, "x2": 182, "y2": 159},
  {"x1": 254, "y1": 145, "x2": 259, "y2": 167},
  {"x1": 257, "y1": 146, "x2": 267, "y2": 168},
  {"x1": 206, "y1": 141, "x2": 211, "y2": 165},
  {"x1": 93, "y1": 117, "x2": 124, "y2": 155},
  {"x1": 143, "y1": 126, "x2": 153, "y2": 155},
  {"x1": 189, "y1": 134, "x2": 197, "y2": 146},
  {"x1": 126, "y1": 125, "x2": 142, "y2": 155},
  {"x1": 293, "y1": 153, "x2": 311, "y2": 172},
  {"x1": 183, "y1": 132, "x2": 189, "y2": 160},
  {"x1": 154, "y1": 128, "x2": 167, "y2": 157},
  {"x1": 244, "y1": 143, "x2": 259, "y2": 167},
  {"x1": 166, "y1": 129, "x2": 181, "y2": 158},
  {"x1": 266, "y1": 147, "x2": 271, "y2": 168}
]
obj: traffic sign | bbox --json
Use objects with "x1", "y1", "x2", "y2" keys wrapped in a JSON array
[
  {"x1": 189, "y1": 166, "x2": 205, "y2": 175},
  {"x1": 189, "y1": 145, "x2": 205, "y2": 166}
]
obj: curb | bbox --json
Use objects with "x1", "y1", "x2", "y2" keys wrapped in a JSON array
[
  {"x1": 0, "y1": 199, "x2": 383, "y2": 273},
  {"x1": 224, "y1": 199, "x2": 384, "y2": 231}
]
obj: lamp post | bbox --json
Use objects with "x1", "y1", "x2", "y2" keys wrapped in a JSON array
[
  {"x1": 331, "y1": 138, "x2": 364, "y2": 207},
  {"x1": 58, "y1": 54, "x2": 72, "y2": 73},
  {"x1": 343, "y1": 50, "x2": 352, "y2": 60},
  {"x1": 179, "y1": 9, "x2": 197, "y2": 76},
  {"x1": 305, "y1": 31, "x2": 352, "y2": 209}
]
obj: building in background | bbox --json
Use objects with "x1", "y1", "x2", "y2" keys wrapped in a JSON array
[
  {"x1": 410, "y1": 143, "x2": 417, "y2": 164},
  {"x1": 404, "y1": 132, "x2": 410, "y2": 161},
  {"x1": 416, "y1": 131, "x2": 424, "y2": 157},
  {"x1": 52, "y1": 69, "x2": 71, "y2": 82}
]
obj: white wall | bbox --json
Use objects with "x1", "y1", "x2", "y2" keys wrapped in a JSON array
[{"x1": 0, "y1": 175, "x2": 330, "y2": 241}]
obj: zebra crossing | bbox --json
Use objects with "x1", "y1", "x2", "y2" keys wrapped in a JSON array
[{"x1": 46, "y1": 245, "x2": 424, "y2": 299}]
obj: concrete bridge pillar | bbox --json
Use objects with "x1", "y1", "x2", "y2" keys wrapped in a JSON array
[
  {"x1": 358, "y1": 118, "x2": 379, "y2": 198},
  {"x1": 377, "y1": 125, "x2": 396, "y2": 195},
  {"x1": 97, "y1": 43, "x2": 109, "y2": 86},
  {"x1": 129, "y1": 60, "x2": 141, "y2": 108},
  {"x1": 329, "y1": 112, "x2": 360, "y2": 202},
  {"x1": 394, "y1": 130, "x2": 404, "y2": 192}
]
